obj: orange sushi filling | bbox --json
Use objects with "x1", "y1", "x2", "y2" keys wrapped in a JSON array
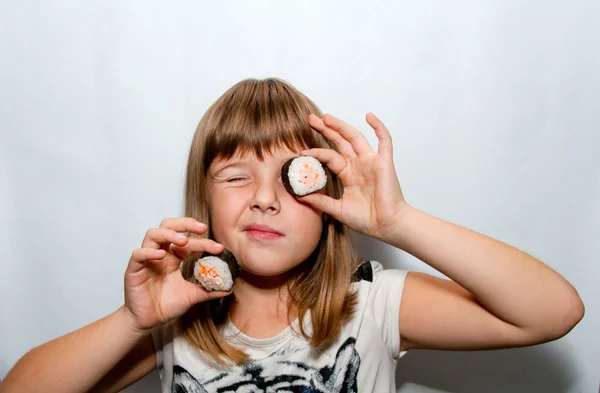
[
  {"x1": 298, "y1": 164, "x2": 319, "y2": 187},
  {"x1": 196, "y1": 263, "x2": 225, "y2": 289}
]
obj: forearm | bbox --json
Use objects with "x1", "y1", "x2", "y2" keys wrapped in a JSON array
[
  {"x1": 0, "y1": 306, "x2": 148, "y2": 393},
  {"x1": 383, "y1": 205, "x2": 584, "y2": 334}
]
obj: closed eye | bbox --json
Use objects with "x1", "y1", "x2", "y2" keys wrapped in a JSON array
[{"x1": 227, "y1": 177, "x2": 248, "y2": 183}]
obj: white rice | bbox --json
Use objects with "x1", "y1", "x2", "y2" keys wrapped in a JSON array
[
  {"x1": 193, "y1": 256, "x2": 234, "y2": 291},
  {"x1": 286, "y1": 156, "x2": 327, "y2": 196}
]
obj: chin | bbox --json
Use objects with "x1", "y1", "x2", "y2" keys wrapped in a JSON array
[
  {"x1": 238, "y1": 255, "x2": 296, "y2": 277},
  {"x1": 241, "y1": 265, "x2": 292, "y2": 277}
]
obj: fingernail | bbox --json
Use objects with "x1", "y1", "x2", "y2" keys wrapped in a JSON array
[
  {"x1": 177, "y1": 233, "x2": 187, "y2": 238},
  {"x1": 195, "y1": 221, "x2": 206, "y2": 229}
]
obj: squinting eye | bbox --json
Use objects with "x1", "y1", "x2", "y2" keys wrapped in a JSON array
[{"x1": 227, "y1": 177, "x2": 247, "y2": 183}]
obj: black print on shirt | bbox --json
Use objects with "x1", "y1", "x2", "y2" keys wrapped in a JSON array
[{"x1": 172, "y1": 337, "x2": 360, "y2": 392}]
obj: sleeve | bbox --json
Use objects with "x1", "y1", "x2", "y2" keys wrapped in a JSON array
[
  {"x1": 150, "y1": 321, "x2": 176, "y2": 391},
  {"x1": 366, "y1": 262, "x2": 409, "y2": 361}
]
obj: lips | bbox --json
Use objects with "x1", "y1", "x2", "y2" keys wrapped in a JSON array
[
  {"x1": 244, "y1": 224, "x2": 284, "y2": 240},
  {"x1": 244, "y1": 224, "x2": 284, "y2": 235}
]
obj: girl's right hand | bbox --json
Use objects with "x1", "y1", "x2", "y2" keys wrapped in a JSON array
[{"x1": 123, "y1": 218, "x2": 228, "y2": 334}]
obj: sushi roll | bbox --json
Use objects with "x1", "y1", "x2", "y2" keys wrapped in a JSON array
[
  {"x1": 281, "y1": 155, "x2": 327, "y2": 196},
  {"x1": 192, "y1": 249, "x2": 239, "y2": 292}
]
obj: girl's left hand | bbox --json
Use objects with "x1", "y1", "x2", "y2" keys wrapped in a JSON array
[{"x1": 299, "y1": 113, "x2": 408, "y2": 240}]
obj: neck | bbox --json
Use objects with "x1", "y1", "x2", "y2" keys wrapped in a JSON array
[{"x1": 228, "y1": 269, "x2": 300, "y2": 336}]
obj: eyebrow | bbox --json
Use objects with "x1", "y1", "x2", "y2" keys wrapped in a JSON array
[
  {"x1": 210, "y1": 161, "x2": 251, "y2": 176},
  {"x1": 210, "y1": 153, "x2": 299, "y2": 176}
]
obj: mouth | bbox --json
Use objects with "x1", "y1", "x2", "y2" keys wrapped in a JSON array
[{"x1": 244, "y1": 224, "x2": 284, "y2": 240}]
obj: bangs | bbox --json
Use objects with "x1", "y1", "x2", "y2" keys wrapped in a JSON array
[{"x1": 200, "y1": 79, "x2": 328, "y2": 169}]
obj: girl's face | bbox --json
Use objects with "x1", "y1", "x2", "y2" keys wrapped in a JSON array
[{"x1": 207, "y1": 147, "x2": 323, "y2": 277}]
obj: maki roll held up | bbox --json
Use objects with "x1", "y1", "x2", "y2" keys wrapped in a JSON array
[
  {"x1": 192, "y1": 249, "x2": 239, "y2": 291},
  {"x1": 281, "y1": 155, "x2": 327, "y2": 196}
]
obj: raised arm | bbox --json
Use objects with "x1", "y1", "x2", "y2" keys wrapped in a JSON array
[
  {"x1": 391, "y1": 206, "x2": 583, "y2": 351},
  {"x1": 1, "y1": 218, "x2": 230, "y2": 392},
  {"x1": 300, "y1": 112, "x2": 584, "y2": 351}
]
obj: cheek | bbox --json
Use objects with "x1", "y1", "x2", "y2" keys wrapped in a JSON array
[
  {"x1": 294, "y1": 203, "x2": 324, "y2": 244},
  {"x1": 209, "y1": 189, "x2": 247, "y2": 238}
]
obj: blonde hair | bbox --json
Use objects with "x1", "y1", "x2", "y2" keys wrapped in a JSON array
[{"x1": 178, "y1": 78, "x2": 360, "y2": 365}]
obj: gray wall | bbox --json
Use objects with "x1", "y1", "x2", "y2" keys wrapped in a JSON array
[{"x1": 1, "y1": 1, "x2": 597, "y2": 392}]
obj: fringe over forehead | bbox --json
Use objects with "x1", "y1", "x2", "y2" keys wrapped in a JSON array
[{"x1": 196, "y1": 78, "x2": 330, "y2": 169}]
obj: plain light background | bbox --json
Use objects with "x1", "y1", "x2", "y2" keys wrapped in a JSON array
[{"x1": 1, "y1": 1, "x2": 598, "y2": 392}]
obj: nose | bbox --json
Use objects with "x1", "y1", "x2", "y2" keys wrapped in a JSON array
[{"x1": 250, "y1": 178, "x2": 281, "y2": 214}]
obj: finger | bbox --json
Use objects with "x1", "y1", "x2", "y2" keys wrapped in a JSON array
[
  {"x1": 322, "y1": 114, "x2": 373, "y2": 156},
  {"x1": 141, "y1": 228, "x2": 191, "y2": 249},
  {"x1": 300, "y1": 148, "x2": 347, "y2": 177},
  {"x1": 309, "y1": 114, "x2": 357, "y2": 158},
  {"x1": 128, "y1": 248, "x2": 167, "y2": 274},
  {"x1": 170, "y1": 238, "x2": 225, "y2": 261},
  {"x1": 366, "y1": 112, "x2": 393, "y2": 157},
  {"x1": 205, "y1": 288, "x2": 234, "y2": 300},
  {"x1": 297, "y1": 192, "x2": 342, "y2": 220},
  {"x1": 159, "y1": 217, "x2": 208, "y2": 235}
]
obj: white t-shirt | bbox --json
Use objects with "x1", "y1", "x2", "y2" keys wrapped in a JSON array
[{"x1": 151, "y1": 261, "x2": 408, "y2": 392}]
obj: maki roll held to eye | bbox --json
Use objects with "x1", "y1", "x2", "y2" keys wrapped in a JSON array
[
  {"x1": 281, "y1": 155, "x2": 327, "y2": 196},
  {"x1": 192, "y1": 249, "x2": 239, "y2": 292}
]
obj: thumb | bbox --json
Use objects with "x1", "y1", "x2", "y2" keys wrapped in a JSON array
[
  {"x1": 297, "y1": 193, "x2": 341, "y2": 220},
  {"x1": 185, "y1": 281, "x2": 232, "y2": 305}
]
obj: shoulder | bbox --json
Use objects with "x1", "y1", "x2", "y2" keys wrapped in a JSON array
[
  {"x1": 351, "y1": 260, "x2": 409, "y2": 360},
  {"x1": 353, "y1": 260, "x2": 409, "y2": 294}
]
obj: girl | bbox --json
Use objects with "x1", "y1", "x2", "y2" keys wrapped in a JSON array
[{"x1": 1, "y1": 78, "x2": 584, "y2": 393}]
